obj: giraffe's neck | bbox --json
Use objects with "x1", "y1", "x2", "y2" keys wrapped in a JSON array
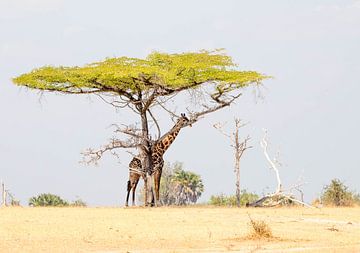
[{"x1": 153, "y1": 126, "x2": 181, "y2": 156}]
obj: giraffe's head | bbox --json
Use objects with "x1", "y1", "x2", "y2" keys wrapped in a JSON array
[{"x1": 176, "y1": 113, "x2": 191, "y2": 128}]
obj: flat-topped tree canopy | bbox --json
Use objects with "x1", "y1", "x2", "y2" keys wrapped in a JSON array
[
  {"x1": 13, "y1": 50, "x2": 268, "y2": 100},
  {"x1": 13, "y1": 49, "x2": 270, "y2": 206}
]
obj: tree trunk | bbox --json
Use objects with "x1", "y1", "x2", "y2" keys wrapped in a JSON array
[
  {"x1": 234, "y1": 127, "x2": 241, "y2": 207},
  {"x1": 139, "y1": 110, "x2": 153, "y2": 206},
  {"x1": 1, "y1": 182, "x2": 6, "y2": 207},
  {"x1": 261, "y1": 130, "x2": 282, "y2": 194},
  {"x1": 235, "y1": 158, "x2": 240, "y2": 207}
]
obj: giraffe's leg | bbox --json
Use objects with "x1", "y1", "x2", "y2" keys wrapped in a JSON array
[
  {"x1": 150, "y1": 187, "x2": 155, "y2": 207},
  {"x1": 153, "y1": 171, "x2": 160, "y2": 207},
  {"x1": 132, "y1": 177, "x2": 140, "y2": 206},
  {"x1": 125, "y1": 180, "x2": 131, "y2": 207}
]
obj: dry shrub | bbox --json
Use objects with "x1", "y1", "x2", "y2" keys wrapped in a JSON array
[{"x1": 247, "y1": 214, "x2": 273, "y2": 239}]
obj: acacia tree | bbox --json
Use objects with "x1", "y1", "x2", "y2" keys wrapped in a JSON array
[{"x1": 13, "y1": 49, "x2": 268, "y2": 206}]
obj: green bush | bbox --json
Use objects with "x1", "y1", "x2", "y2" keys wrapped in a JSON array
[
  {"x1": 321, "y1": 179, "x2": 360, "y2": 206},
  {"x1": 29, "y1": 193, "x2": 69, "y2": 207},
  {"x1": 70, "y1": 198, "x2": 87, "y2": 207},
  {"x1": 209, "y1": 190, "x2": 259, "y2": 206},
  {"x1": 209, "y1": 194, "x2": 235, "y2": 206}
]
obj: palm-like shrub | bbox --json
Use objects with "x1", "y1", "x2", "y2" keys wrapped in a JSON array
[
  {"x1": 171, "y1": 169, "x2": 204, "y2": 205},
  {"x1": 137, "y1": 162, "x2": 205, "y2": 205},
  {"x1": 29, "y1": 193, "x2": 69, "y2": 207}
]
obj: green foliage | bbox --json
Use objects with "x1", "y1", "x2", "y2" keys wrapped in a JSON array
[
  {"x1": 138, "y1": 162, "x2": 204, "y2": 205},
  {"x1": 29, "y1": 193, "x2": 69, "y2": 207},
  {"x1": 13, "y1": 50, "x2": 268, "y2": 95},
  {"x1": 70, "y1": 198, "x2": 87, "y2": 207},
  {"x1": 321, "y1": 178, "x2": 359, "y2": 206},
  {"x1": 159, "y1": 162, "x2": 183, "y2": 205},
  {"x1": 171, "y1": 166, "x2": 204, "y2": 205},
  {"x1": 209, "y1": 190, "x2": 259, "y2": 206}
]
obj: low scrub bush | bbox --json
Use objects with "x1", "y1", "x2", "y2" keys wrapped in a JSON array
[
  {"x1": 209, "y1": 190, "x2": 259, "y2": 206},
  {"x1": 247, "y1": 214, "x2": 273, "y2": 239},
  {"x1": 29, "y1": 193, "x2": 69, "y2": 207},
  {"x1": 70, "y1": 198, "x2": 87, "y2": 207}
]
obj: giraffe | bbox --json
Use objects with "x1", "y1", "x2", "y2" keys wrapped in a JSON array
[
  {"x1": 125, "y1": 157, "x2": 143, "y2": 206},
  {"x1": 125, "y1": 113, "x2": 190, "y2": 206}
]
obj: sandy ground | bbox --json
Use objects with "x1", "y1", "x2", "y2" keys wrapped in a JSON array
[{"x1": 0, "y1": 206, "x2": 359, "y2": 253}]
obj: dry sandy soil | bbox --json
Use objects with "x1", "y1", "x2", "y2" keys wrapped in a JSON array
[{"x1": 0, "y1": 206, "x2": 359, "y2": 253}]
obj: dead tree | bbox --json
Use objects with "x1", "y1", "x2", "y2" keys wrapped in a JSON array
[
  {"x1": 247, "y1": 129, "x2": 314, "y2": 208},
  {"x1": 214, "y1": 119, "x2": 252, "y2": 207},
  {"x1": 1, "y1": 181, "x2": 7, "y2": 207}
]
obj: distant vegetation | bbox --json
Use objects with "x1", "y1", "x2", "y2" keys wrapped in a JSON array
[
  {"x1": 138, "y1": 162, "x2": 204, "y2": 206},
  {"x1": 318, "y1": 178, "x2": 360, "y2": 206},
  {"x1": 24, "y1": 178, "x2": 360, "y2": 208},
  {"x1": 159, "y1": 162, "x2": 204, "y2": 205},
  {"x1": 209, "y1": 190, "x2": 259, "y2": 206},
  {"x1": 29, "y1": 193, "x2": 86, "y2": 207},
  {"x1": 29, "y1": 193, "x2": 69, "y2": 207},
  {"x1": 71, "y1": 198, "x2": 87, "y2": 207}
]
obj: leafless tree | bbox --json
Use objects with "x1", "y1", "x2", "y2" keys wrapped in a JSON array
[
  {"x1": 214, "y1": 119, "x2": 252, "y2": 207},
  {"x1": 247, "y1": 129, "x2": 314, "y2": 208},
  {"x1": 1, "y1": 181, "x2": 7, "y2": 207}
]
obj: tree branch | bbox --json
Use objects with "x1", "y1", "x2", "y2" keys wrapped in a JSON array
[
  {"x1": 186, "y1": 92, "x2": 242, "y2": 127},
  {"x1": 81, "y1": 138, "x2": 141, "y2": 165},
  {"x1": 261, "y1": 128, "x2": 282, "y2": 194},
  {"x1": 147, "y1": 109, "x2": 161, "y2": 140}
]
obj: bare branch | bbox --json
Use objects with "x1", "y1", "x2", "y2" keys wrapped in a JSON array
[
  {"x1": 111, "y1": 124, "x2": 143, "y2": 139},
  {"x1": 147, "y1": 109, "x2": 161, "y2": 140},
  {"x1": 186, "y1": 92, "x2": 242, "y2": 126},
  {"x1": 261, "y1": 128, "x2": 282, "y2": 194},
  {"x1": 213, "y1": 122, "x2": 232, "y2": 139},
  {"x1": 81, "y1": 138, "x2": 141, "y2": 165},
  {"x1": 95, "y1": 93, "x2": 131, "y2": 109},
  {"x1": 157, "y1": 101, "x2": 178, "y2": 119}
]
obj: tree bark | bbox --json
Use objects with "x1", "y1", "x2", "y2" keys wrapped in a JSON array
[{"x1": 139, "y1": 108, "x2": 154, "y2": 206}]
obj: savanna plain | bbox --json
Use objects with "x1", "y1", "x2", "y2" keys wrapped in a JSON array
[{"x1": 0, "y1": 206, "x2": 359, "y2": 253}]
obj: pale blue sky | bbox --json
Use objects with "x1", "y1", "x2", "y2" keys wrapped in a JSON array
[{"x1": 0, "y1": 0, "x2": 359, "y2": 206}]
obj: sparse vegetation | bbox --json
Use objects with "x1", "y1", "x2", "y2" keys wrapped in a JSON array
[
  {"x1": 70, "y1": 198, "x2": 87, "y2": 207},
  {"x1": 29, "y1": 194, "x2": 88, "y2": 207},
  {"x1": 247, "y1": 213, "x2": 273, "y2": 239},
  {"x1": 209, "y1": 190, "x2": 259, "y2": 206}
]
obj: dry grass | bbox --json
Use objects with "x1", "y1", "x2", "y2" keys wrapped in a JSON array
[
  {"x1": 0, "y1": 206, "x2": 360, "y2": 252},
  {"x1": 247, "y1": 213, "x2": 273, "y2": 239}
]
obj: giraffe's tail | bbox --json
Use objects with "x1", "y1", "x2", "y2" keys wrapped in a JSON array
[{"x1": 127, "y1": 180, "x2": 131, "y2": 191}]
